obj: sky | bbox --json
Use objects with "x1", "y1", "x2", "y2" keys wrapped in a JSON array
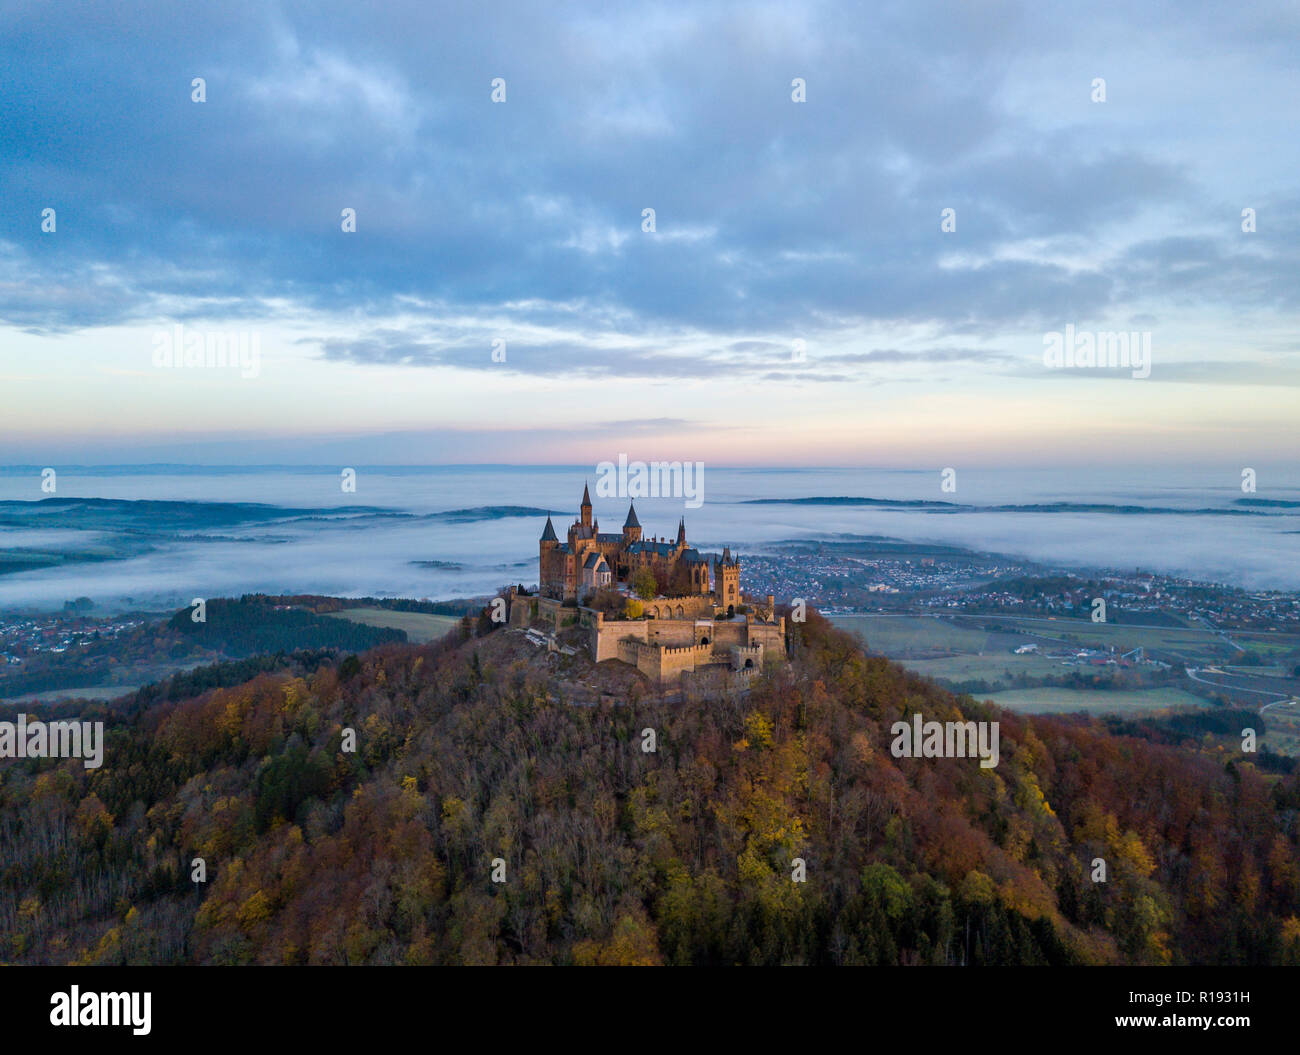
[{"x1": 1, "y1": 0, "x2": 1298, "y2": 468}]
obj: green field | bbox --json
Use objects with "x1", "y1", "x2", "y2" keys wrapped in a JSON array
[
  {"x1": 832, "y1": 612, "x2": 1300, "y2": 663},
  {"x1": 895, "y1": 654, "x2": 1068, "y2": 683},
  {"x1": 980, "y1": 686, "x2": 1209, "y2": 715},
  {"x1": 1224, "y1": 664, "x2": 1291, "y2": 677},
  {"x1": 828, "y1": 612, "x2": 1218, "y2": 656},
  {"x1": 4, "y1": 683, "x2": 143, "y2": 705},
  {"x1": 829, "y1": 615, "x2": 994, "y2": 653},
  {"x1": 1233, "y1": 638, "x2": 1300, "y2": 657},
  {"x1": 827, "y1": 612, "x2": 1300, "y2": 713},
  {"x1": 326, "y1": 608, "x2": 461, "y2": 644},
  {"x1": 830, "y1": 613, "x2": 1123, "y2": 687},
  {"x1": 958, "y1": 617, "x2": 1220, "y2": 652},
  {"x1": 963, "y1": 615, "x2": 1300, "y2": 656}
]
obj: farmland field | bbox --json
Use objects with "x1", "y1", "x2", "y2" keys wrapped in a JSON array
[
  {"x1": 831, "y1": 613, "x2": 1300, "y2": 665},
  {"x1": 829, "y1": 615, "x2": 1003, "y2": 654},
  {"x1": 325, "y1": 608, "x2": 461, "y2": 643},
  {"x1": 1224, "y1": 664, "x2": 1291, "y2": 677},
  {"x1": 979, "y1": 686, "x2": 1209, "y2": 714},
  {"x1": 893, "y1": 654, "x2": 1068, "y2": 683},
  {"x1": 956, "y1": 614, "x2": 1300, "y2": 657},
  {"x1": 3, "y1": 683, "x2": 144, "y2": 705},
  {"x1": 952, "y1": 616, "x2": 1224, "y2": 653}
]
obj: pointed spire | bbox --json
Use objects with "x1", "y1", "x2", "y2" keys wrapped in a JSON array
[
  {"x1": 676, "y1": 517, "x2": 686, "y2": 544},
  {"x1": 624, "y1": 502, "x2": 640, "y2": 529},
  {"x1": 579, "y1": 481, "x2": 593, "y2": 528},
  {"x1": 540, "y1": 516, "x2": 557, "y2": 542}
]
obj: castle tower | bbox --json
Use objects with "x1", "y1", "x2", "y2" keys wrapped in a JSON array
[
  {"x1": 540, "y1": 515, "x2": 558, "y2": 549},
  {"x1": 539, "y1": 516, "x2": 559, "y2": 590},
  {"x1": 623, "y1": 502, "x2": 642, "y2": 543},
  {"x1": 714, "y1": 546, "x2": 740, "y2": 613},
  {"x1": 580, "y1": 482, "x2": 593, "y2": 529},
  {"x1": 676, "y1": 517, "x2": 686, "y2": 548}
]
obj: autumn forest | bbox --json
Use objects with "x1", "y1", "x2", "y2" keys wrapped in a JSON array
[{"x1": 2, "y1": 612, "x2": 1299, "y2": 966}]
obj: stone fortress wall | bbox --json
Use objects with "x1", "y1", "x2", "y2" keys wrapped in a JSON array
[{"x1": 589, "y1": 600, "x2": 785, "y2": 684}]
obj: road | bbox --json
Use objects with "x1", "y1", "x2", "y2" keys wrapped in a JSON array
[{"x1": 1189, "y1": 613, "x2": 1247, "y2": 653}]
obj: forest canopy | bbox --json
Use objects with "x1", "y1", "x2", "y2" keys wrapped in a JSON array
[{"x1": 2, "y1": 612, "x2": 1298, "y2": 966}]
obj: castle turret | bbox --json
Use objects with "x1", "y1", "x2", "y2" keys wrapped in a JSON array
[
  {"x1": 676, "y1": 517, "x2": 686, "y2": 547},
  {"x1": 714, "y1": 546, "x2": 740, "y2": 614},
  {"x1": 623, "y1": 502, "x2": 642, "y2": 543},
  {"x1": 540, "y1": 516, "x2": 559, "y2": 560},
  {"x1": 539, "y1": 516, "x2": 560, "y2": 594},
  {"x1": 580, "y1": 482, "x2": 593, "y2": 528}
]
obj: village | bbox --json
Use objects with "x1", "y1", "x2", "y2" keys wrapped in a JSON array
[{"x1": 0, "y1": 612, "x2": 146, "y2": 668}]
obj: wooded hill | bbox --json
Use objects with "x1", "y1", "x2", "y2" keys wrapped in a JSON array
[{"x1": 3, "y1": 613, "x2": 1298, "y2": 965}]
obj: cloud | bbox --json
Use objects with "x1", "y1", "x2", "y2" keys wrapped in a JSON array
[
  {"x1": 2, "y1": 0, "x2": 1294, "y2": 344},
  {"x1": 307, "y1": 319, "x2": 1017, "y2": 381},
  {"x1": 0, "y1": 0, "x2": 1297, "y2": 464}
]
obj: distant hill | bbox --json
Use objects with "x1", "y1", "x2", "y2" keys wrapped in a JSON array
[
  {"x1": 2, "y1": 613, "x2": 1298, "y2": 965},
  {"x1": 167, "y1": 596, "x2": 405, "y2": 654}
]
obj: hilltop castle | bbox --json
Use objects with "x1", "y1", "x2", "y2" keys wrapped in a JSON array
[
  {"x1": 510, "y1": 482, "x2": 785, "y2": 685},
  {"x1": 538, "y1": 482, "x2": 740, "y2": 612}
]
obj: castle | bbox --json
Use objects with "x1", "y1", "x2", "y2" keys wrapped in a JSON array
[
  {"x1": 510, "y1": 483, "x2": 786, "y2": 685},
  {"x1": 538, "y1": 482, "x2": 739, "y2": 611}
]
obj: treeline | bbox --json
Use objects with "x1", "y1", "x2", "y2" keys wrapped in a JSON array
[
  {"x1": 134, "y1": 650, "x2": 344, "y2": 708},
  {"x1": 1101, "y1": 709, "x2": 1295, "y2": 775},
  {"x1": 2, "y1": 613, "x2": 1298, "y2": 965},
  {"x1": 941, "y1": 666, "x2": 1180, "y2": 698},
  {"x1": 255, "y1": 594, "x2": 489, "y2": 617},
  {"x1": 0, "y1": 662, "x2": 115, "y2": 698},
  {"x1": 167, "y1": 597, "x2": 403, "y2": 655},
  {"x1": 1105, "y1": 707, "x2": 1264, "y2": 742}
]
